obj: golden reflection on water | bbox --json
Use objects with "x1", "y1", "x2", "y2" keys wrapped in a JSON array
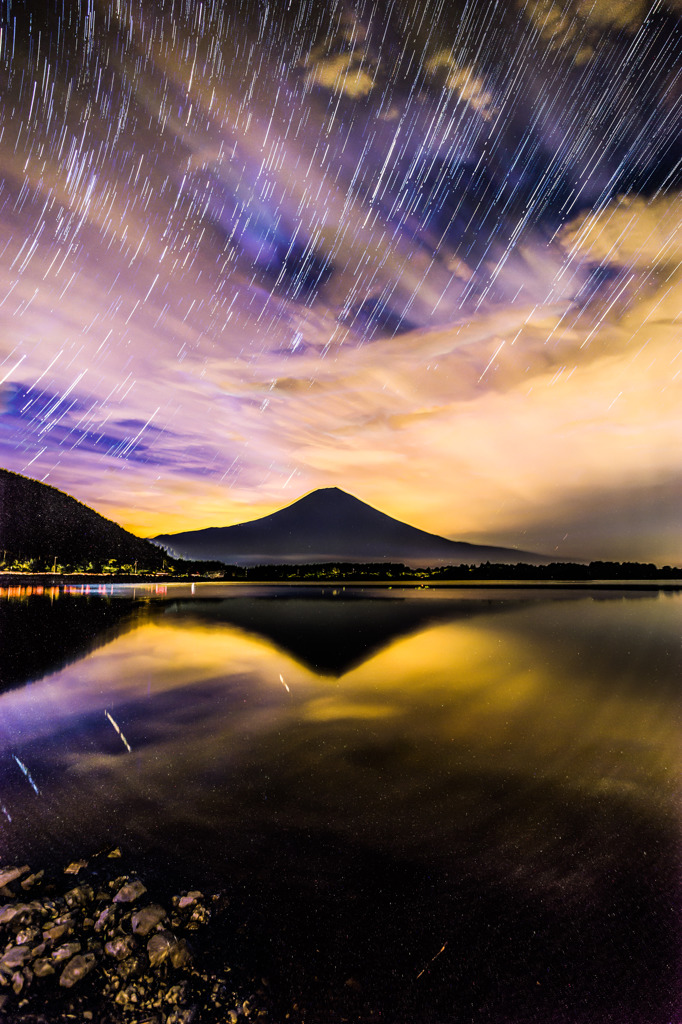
[
  {"x1": 0, "y1": 594, "x2": 680, "y2": 887},
  {"x1": 1, "y1": 606, "x2": 678, "y2": 787},
  {"x1": 0, "y1": 585, "x2": 61, "y2": 600},
  {"x1": 314, "y1": 616, "x2": 680, "y2": 811},
  {"x1": 2, "y1": 591, "x2": 680, "y2": 1024}
]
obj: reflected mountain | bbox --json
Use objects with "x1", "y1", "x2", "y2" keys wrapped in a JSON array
[
  {"x1": 162, "y1": 591, "x2": 543, "y2": 675},
  {"x1": 1, "y1": 587, "x2": 535, "y2": 689},
  {"x1": 0, "y1": 595, "x2": 147, "y2": 691},
  {"x1": 2, "y1": 586, "x2": 658, "y2": 689}
]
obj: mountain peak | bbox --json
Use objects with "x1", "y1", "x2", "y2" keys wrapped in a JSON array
[
  {"x1": 300, "y1": 486, "x2": 354, "y2": 497},
  {"x1": 294, "y1": 486, "x2": 360, "y2": 503},
  {"x1": 155, "y1": 486, "x2": 554, "y2": 566}
]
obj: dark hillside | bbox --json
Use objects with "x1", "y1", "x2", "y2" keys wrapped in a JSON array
[{"x1": 0, "y1": 468, "x2": 165, "y2": 568}]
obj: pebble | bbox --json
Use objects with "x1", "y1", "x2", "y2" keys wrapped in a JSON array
[
  {"x1": 93, "y1": 904, "x2": 115, "y2": 932},
  {"x1": 64, "y1": 884, "x2": 94, "y2": 907},
  {"x1": 0, "y1": 850, "x2": 271, "y2": 1021},
  {"x1": 147, "y1": 930, "x2": 176, "y2": 967},
  {"x1": 52, "y1": 942, "x2": 82, "y2": 962},
  {"x1": 20, "y1": 870, "x2": 44, "y2": 890},
  {"x1": 32, "y1": 958, "x2": 55, "y2": 978},
  {"x1": 0, "y1": 903, "x2": 27, "y2": 926},
  {"x1": 0, "y1": 866, "x2": 29, "y2": 889},
  {"x1": 113, "y1": 879, "x2": 148, "y2": 903},
  {"x1": 59, "y1": 952, "x2": 96, "y2": 988},
  {"x1": 132, "y1": 903, "x2": 167, "y2": 936},
  {"x1": 64, "y1": 860, "x2": 89, "y2": 875},
  {"x1": 0, "y1": 945, "x2": 32, "y2": 969},
  {"x1": 104, "y1": 935, "x2": 134, "y2": 960},
  {"x1": 44, "y1": 922, "x2": 71, "y2": 943}
]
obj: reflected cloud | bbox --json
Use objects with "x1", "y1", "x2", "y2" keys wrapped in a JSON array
[{"x1": 0, "y1": 591, "x2": 681, "y2": 1022}]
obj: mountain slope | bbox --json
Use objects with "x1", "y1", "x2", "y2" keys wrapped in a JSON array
[
  {"x1": 154, "y1": 487, "x2": 553, "y2": 566},
  {"x1": 0, "y1": 468, "x2": 165, "y2": 568}
]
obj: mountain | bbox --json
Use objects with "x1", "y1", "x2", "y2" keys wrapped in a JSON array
[
  {"x1": 154, "y1": 487, "x2": 553, "y2": 566},
  {"x1": 0, "y1": 468, "x2": 166, "y2": 569}
]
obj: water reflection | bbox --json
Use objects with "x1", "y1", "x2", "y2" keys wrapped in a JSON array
[
  {"x1": 0, "y1": 585, "x2": 146, "y2": 690},
  {"x1": 0, "y1": 586, "x2": 680, "y2": 1022},
  {"x1": 162, "y1": 590, "x2": 547, "y2": 674},
  {"x1": 0, "y1": 582, "x2": 556, "y2": 686}
]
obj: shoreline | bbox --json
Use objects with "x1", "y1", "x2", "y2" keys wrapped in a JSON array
[{"x1": 0, "y1": 572, "x2": 681, "y2": 592}]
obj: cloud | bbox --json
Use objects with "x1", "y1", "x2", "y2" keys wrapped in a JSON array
[
  {"x1": 176, "y1": 192, "x2": 681, "y2": 561},
  {"x1": 519, "y1": 0, "x2": 651, "y2": 62},
  {"x1": 303, "y1": 50, "x2": 376, "y2": 98},
  {"x1": 560, "y1": 193, "x2": 682, "y2": 267},
  {"x1": 1, "y1": 0, "x2": 680, "y2": 563},
  {"x1": 425, "y1": 53, "x2": 495, "y2": 119}
]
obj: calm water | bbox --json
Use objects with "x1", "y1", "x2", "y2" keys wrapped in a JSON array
[{"x1": 1, "y1": 582, "x2": 681, "y2": 1023}]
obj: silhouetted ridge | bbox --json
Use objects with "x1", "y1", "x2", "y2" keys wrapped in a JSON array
[
  {"x1": 155, "y1": 487, "x2": 553, "y2": 566},
  {"x1": 0, "y1": 468, "x2": 165, "y2": 569}
]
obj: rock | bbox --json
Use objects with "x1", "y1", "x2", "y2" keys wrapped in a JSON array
[
  {"x1": 115, "y1": 982, "x2": 140, "y2": 1006},
  {"x1": 44, "y1": 921, "x2": 72, "y2": 943},
  {"x1": 33, "y1": 958, "x2": 56, "y2": 978},
  {"x1": 0, "y1": 852, "x2": 272, "y2": 1020},
  {"x1": 166, "y1": 1007, "x2": 198, "y2": 1023},
  {"x1": 0, "y1": 946, "x2": 32, "y2": 970},
  {"x1": 169, "y1": 938, "x2": 192, "y2": 969},
  {"x1": 20, "y1": 871, "x2": 44, "y2": 890},
  {"x1": 64, "y1": 860, "x2": 89, "y2": 875},
  {"x1": 104, "y1": 935, "x2": 133, "y2": 960},
  {"x1": 187, "y1": 903, "x2": 211, "y2": 929},
  {"x1": 147, "y1": 930, "x2": 176, "y2": 967},
  {"x1": 64, "y1": 883, "x2": 94, "y2": 907},
  {"x1": 14, "y1": 925, "x2": 40, "y2": 945},
  {"x1": 0, "y1": 866, "x2": 29, "y2": 888},
  {"x1": 59, "y1": 952, "x2": 96, "y2": 988},
  {"x1": 132, "y1": 904, "x2": 167, "y2": 936},
  {"x1": 52, "y1": 941, "x2": 82, "y2": 962},
  {"x1": 176, "y1": 892, "x2": 201, "y2": 910},
  {"x1": 117, "y1": 956, "x2": 139, "y2": 981},
  {"x1": 164, "y1": 982, "x2": 188, "y2": 1005},
  {"x1": 0, "y1": 903, "x2": 30, "y2": 926},
  {"x1": 113, "y1": 879, "x2": 147, "y2": 904},
  {"x1": 94, "y1": 905, "x2": 116, "y2": 932}
]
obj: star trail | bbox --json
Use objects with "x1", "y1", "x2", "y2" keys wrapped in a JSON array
[{"x1": 0, "y1": 0, "x2": 680, "y2": 562}]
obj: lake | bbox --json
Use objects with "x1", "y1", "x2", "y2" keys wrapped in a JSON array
[{"x1": 1, "y1": 582, "x2": 681, "y2": 1022}]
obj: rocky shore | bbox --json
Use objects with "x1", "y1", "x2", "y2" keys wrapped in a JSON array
[{"x1": 0, "y1": 849, "x2": 271, "y2": 1022}]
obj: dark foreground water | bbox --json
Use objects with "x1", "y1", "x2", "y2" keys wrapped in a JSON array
[{"x1": 1, "y1": 582, "x2": 681, "y2": 1023}]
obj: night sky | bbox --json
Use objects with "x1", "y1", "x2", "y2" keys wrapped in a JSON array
[{"x1": 0, "y1": 0, "x2": 680, "y2": 563}]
